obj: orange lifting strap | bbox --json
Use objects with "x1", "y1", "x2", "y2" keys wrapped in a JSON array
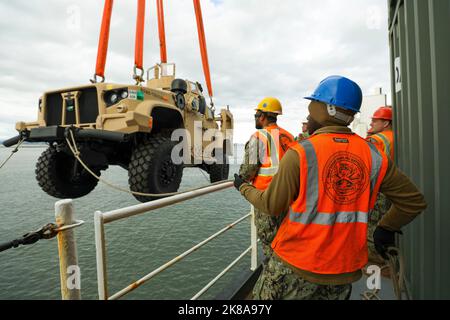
[
  {"x1": 135, "y1": 0, "x2": 146, "y2": 71},
  {"x1": 193, "y1": 0, "x2": 213, "y2": 98},
  {"x1": 94, "y1": 0, "x2": 214, "y2": 91},
  {"x1": 157, "y1": 0, "x2": 168, "y2": 63},
  {"x1": 95, "y1": 0, "x2": 114, "y2": 81}
]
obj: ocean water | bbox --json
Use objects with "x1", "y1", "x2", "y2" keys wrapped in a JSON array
[{"x1": 0, "y1": 145, "x2": 255, "y2": 300}]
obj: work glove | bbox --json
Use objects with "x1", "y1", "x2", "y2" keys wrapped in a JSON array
[
  {"x1": 233, "y1": 174, "x2": 246, "y2": 191},
  {"x1": 373, "y1": 226, "x2": 401, "y2": 260}
]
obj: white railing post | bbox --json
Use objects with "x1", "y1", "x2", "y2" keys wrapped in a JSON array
[
  {"x1": 95, "y1": 211, "x2": 108, "y2": 300},
  {"x1": 250, "y1": 205, "x2": 258, "y2": 271},
  {"x1": 55, "y1": 199, "x2": 81, "y2": 300}
]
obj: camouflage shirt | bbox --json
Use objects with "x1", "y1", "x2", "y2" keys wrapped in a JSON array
[
  {"x1": 239, "y1": 134, "x2": 284, "y2": 257},
  {"x1": 295, "y1": 132, "x2": 310, "y2": 142},
  {"x1": 239, "y1": 136, "x2": 262, "y2": 182}
]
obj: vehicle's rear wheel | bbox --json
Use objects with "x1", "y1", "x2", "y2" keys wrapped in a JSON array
[
  {"x1": 207, "y1": 148, "x2": 230, "y2": 183},
  {"x1": 36, "y1": 147, "x2": 100, "y2": 199},
  {"x1": 128, "y1": 136, "x2": 183, "y2": 203}
]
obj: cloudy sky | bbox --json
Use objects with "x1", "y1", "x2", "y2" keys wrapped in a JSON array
[{"x1": 0, "y1": 0, "x2": 391, "y2": 143}]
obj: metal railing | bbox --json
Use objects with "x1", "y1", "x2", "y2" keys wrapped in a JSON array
[{"x1": 93, "y1": 181, "x2": 259, "y2": 300}]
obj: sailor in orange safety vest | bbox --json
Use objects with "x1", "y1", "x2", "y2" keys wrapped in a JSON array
[
  {"x1": 238, "y1": 97, "x2": 295, "y2": 259},
  {"x1": 367, "y1": 106, "x2": 395, "y2": 161},
  {"x1": 366, "y1": 106, "x2": 396, "y2": 264},
  {"x1": 234, "y1": 76, "x2": 426, "y2": 300}
]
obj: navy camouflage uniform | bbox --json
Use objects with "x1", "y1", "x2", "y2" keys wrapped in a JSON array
[
  {"x1": 239, "y1": 136, "x2": 284, "y2": 258},
  {"x1": 252, "y1": 254, "x2": 352, "y2": 300}
]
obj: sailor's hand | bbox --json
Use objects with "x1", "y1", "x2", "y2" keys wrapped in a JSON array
[
  {"x1": 373, "y1": 226, "x2": 399, "y2": 260},
  {"x1": 233, "y1": 174, "x2": 246, "y2": 191}
]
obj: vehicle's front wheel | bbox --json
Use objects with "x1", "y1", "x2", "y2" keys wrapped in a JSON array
[
  {"x1": 35, "y1": 147, "x2": 100, "y2": 199},
  {"x1": 128, "y1": 136, "x2": 183, "y2": 203}
]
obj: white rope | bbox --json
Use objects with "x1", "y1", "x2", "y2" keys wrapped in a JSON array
[
  {"x1": 361, "y1": 247, "x2": 410, "y2": 300},
  {"x1": 0, "y1": 138, "x2": 25, "y2": 170},
  {"x1": 65, "y1": 130, "x2": 230, "y2": 198}
]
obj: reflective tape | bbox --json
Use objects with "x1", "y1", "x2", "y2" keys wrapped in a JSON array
[
  {"x1": 255, "y1": 129, "x2": 282, "y2": 177},
  {"x1": 367, "y1": 142, "x2": 383, "y2": 195},
  {"x1": 376, "y1": 133, "x2": 391, "y2": 159},
  {"x1": 257, "y1": 129, "x2": 280, "y2": 166},
  {"x1": 290, "y1": 209, "x2": 368, "y2": 225},
  {"x1": 300, "y1": 140, "x2": 319, "y2": 216},
  {"x1": 258, "y1": 166, "x2": 279, "y2": 176}
]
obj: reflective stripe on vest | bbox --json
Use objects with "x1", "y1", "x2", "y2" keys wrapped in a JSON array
[
  {"x1": 368, "y1": 131, "x2": 394, "y2": 161},
  {"x1": 367, "y1": 142, "x2": 383, "y2": 196},
  {"x1": 377, "y1": 132, "x2": 391, "y2": 159},
  {"x1": 252, "y1": 126, "x2": 295, "y2": 190},
  {"x1": 258, "y1": 166, "x2": 279, "y2": 176},
  {"x1": 290, "y1": 209, "x2": 368, "y2": 225},
  {"x1": 255, "y1": 129, "x2": 280, "y2": 176}
]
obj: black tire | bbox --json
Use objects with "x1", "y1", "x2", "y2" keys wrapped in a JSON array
[
  {"x1": 128, "y1": 136, "x2": 183, "y2": 203},
  {"x1": 35, "y1": 147, "x2": 100, "y2": 199},
  {"x1": 208, "y1": 148, "x2": 230, "y2": 183}
]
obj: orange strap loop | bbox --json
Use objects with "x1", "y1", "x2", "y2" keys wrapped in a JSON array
[
  {"x1": 193, "y1": 0, "x2": 213, "y2": 98},
  {"x1": 95, "y1": 0, "x2": 114, "y2": 81},
  {"x1": 135, "y1": 0, "x2": 146, "y2": 71},
  {"x1": 157, "y1": 0, "x2": 167, "y2": 63}
]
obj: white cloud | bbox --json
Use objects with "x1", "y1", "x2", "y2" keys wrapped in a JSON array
[{"x1": 0, "y1": 0, "x2": 390, "y2": 143}]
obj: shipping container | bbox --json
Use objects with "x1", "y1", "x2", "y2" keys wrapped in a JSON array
[{"x1": 388, "y1": 0, "x2": 450, "y2": 299}]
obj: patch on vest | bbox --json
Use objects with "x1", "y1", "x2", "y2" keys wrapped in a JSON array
[
  {"x1": 323, "y1": 152, "x2": 369, "y2": 205},
  {"x1": 333, "y1": 138, "x2": 349, "y2": 144}
]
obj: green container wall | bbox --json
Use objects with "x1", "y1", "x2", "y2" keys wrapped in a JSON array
[{"x1": 388, "y1": 0, "x2": 450, "y2": 299}]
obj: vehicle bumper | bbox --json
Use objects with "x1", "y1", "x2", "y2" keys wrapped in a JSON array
[{"x1": 2, "y1": 126, "x2": 129, "y2": 147}]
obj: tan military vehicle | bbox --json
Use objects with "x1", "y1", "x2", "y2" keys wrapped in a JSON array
[{"x1": 4, "y1": 63, "x2": 234, "y2": 202}]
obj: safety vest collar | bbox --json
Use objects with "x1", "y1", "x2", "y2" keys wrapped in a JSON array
[{"x1": 312, "y1": 126, "x2": 354, "y2": 136}]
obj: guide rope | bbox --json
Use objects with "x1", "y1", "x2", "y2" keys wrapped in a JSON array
[
  {"x1": 65, "y1": 129, "x2": 230, "y2": 198},
  {"x1": 0, "y1": 138, "x2": 25, "y2": 170},
  {"x1": 361, "y1": 247, "x2": 410, "y2": 300}
]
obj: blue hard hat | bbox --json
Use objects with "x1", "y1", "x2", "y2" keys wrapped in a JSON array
[{"x1": 304, "y1": 76, "x2": 363, "y2": 113}]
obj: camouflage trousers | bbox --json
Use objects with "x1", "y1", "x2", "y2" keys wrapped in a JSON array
[
  {"x1": 254, "y1": 207, "x2": 284, "y2": 258},
  {"x1": 253, "y1": 255, "x2": 352, "y2": 300},
  {"x1": 367, "y1": 193, "x2": 392, "y2": 262}
]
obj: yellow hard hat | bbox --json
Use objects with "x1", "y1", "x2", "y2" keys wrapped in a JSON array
[{"x1": 255, "y1": 97, "x2": 283, "y2": 115}]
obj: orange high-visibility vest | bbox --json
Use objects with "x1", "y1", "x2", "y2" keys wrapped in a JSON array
[
  {"x1": 252, "y1": 125, "x2": 295, "y2": 190},
  {"x1": 367, "y1": 130, "x2": 394, "y2": 161},
  {"x1": 271, "y1": 133, "x2": 389, "y2": 275}
]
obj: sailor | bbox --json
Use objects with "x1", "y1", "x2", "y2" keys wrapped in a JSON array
[
  {"x1": 295, "y1": 119, "x2": 310, "y2": 142},
  {"x1": 234, "y1": 76, "x2": 427, "y2": 300},
  {"x1": 367, "y1": 106, "x2": 395, "y2": 161},
  {"x1": 366, "y1": 106, "x2": 395, "y2": 263},
  {"x1": 238, "y1": 97, "x2": 294, "y2": 260}
]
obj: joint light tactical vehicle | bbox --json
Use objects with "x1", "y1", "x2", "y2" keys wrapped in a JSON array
[{"x1": 3, "y1": 0, "x2": 234, "y2": 203}]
